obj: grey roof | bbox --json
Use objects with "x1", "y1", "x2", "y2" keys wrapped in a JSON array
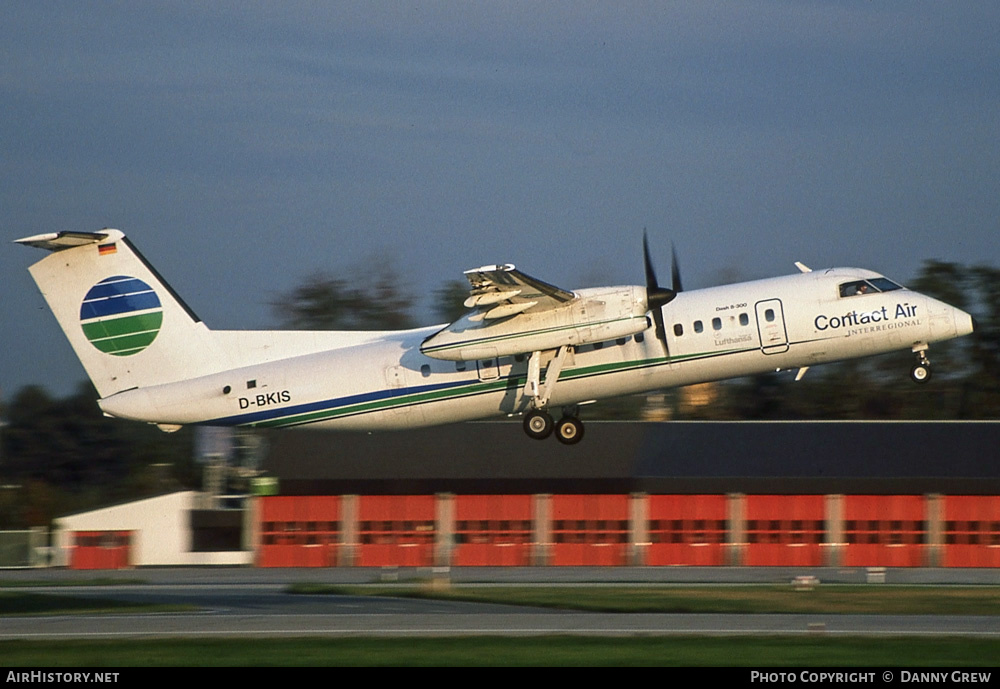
[{"x1": 262, "y1": 421, "x2": 1000, "y2": 496}]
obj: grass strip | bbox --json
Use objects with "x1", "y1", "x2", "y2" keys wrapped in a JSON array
[
  {"x1": 0, "y1": 578, "x2": 144, "y2": 588},
  {"x1": 1, "y1": 637, "x2": 998, "y2": 666},
  {"x1": 0, "y1": 591, "x2": 190, "y2": 616}
]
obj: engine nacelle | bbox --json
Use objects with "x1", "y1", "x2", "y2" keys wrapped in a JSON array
[{"x1": 421, "y1": 285, "x2": 649, "y2": 361}]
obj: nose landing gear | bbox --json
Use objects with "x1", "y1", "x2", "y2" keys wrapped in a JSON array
[{"x1": 910, "y1": 345, "x2": 932, "y2": 384}]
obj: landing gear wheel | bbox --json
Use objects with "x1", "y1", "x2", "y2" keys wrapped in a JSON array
[
  {"x1": 555, "y1": 416, "x2": 585, "y2": 445},
  {"x1": 910, "y1": 363, "x2": 931, "y2": 384},
  {"x1": 523, "y1": 409, "x2": 554, "y2": 440}
]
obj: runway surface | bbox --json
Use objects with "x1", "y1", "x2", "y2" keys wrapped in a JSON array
[{"x1": 2, "y1": 567, "x2": 998, "y2": 639}]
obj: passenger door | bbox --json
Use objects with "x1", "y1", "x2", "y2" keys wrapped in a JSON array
[{"x1": 755, "y1": 299, "x2": 789, "y2": 354}]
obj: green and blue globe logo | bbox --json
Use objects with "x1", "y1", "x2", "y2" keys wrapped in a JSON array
[{"x1": 80, "y1": 276, "x2": 163, "y2": 356}]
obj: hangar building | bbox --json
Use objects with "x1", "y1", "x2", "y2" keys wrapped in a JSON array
[{"x1": 54, "y1": 421, "x2": 1000, "y2": 569}]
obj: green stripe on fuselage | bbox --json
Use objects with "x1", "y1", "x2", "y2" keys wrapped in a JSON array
[{"x1": 243, "y1": 345, "x2": 757, "y2": 429}]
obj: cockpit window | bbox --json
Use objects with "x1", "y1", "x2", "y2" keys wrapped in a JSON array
[
  {"x1": 868, "y1": 277, "x2": 902, "y2": 292},
  {"x1": 839, "y1": 278, "x2": 903, "y2": 298},
  {"x1": 840, "y1": 281, "x2": 874, "y2": 297}
]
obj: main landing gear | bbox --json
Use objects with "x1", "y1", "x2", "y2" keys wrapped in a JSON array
[
  {"x1": 523, "y1": 408, "x2": 585, "y2": 445},
  {"x1": 910, "y1": 344, "x2": 932, "y2": 384},
  {"x1": 520, "y1": 345, "x2": 584, "y2": 444}
]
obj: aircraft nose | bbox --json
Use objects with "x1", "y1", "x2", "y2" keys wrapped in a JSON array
[
  {"x1": 926, "y1": 298, "x2": 975, "y2": 342},
  {"x1": 955, "y1": 307, "x2": 975, "y2": 338},
  {"x1": 952, "y1": 307, "x2": 976, "y2": 337}
]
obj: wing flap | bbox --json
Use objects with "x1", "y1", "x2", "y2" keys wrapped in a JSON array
[
  {"x1": 468, "y1": 300, "x2": 538, "y2": 322},
  {"x1": 463, "y1": 264, "x2": 574, "y2": 317}
]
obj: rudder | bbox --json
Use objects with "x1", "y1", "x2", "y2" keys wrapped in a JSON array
[{"x1": 17, "y1": 229, "x2": 223, "y2": 397}]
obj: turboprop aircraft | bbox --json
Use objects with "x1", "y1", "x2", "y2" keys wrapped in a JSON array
[{"x1": 17, "y1": 229, "x2": 975, "y2": 444}]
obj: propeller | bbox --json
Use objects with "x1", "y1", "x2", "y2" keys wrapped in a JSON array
[{"x1": 642, "y1": 231, "x2": 682, "y2": 347}]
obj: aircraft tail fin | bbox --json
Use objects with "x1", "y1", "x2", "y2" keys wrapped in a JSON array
[{"x1": 17, "y1": 230, "x2": 223, "y2": 397}]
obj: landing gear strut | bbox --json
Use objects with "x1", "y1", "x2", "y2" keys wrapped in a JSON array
[
  {"x1": 522, "y1": 346, "x2": 585, "y2": 443},
  {"x1": 910, "y1": 346, "x2": 931, "y2": 384}
]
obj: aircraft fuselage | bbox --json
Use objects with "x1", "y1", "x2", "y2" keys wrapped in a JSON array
[{"x1": 97, "y1": 267, "x2": 972, "y2": 431}]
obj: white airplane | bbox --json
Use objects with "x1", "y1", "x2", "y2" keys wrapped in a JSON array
[{"x1": 17, "y1": 229, "x2": 975, "y2": 444}]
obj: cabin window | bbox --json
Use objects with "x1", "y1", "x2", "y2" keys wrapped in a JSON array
[
  {"x1": 712, "y1": 317, "x2": 722, "y2": 331},
  {"x1": 739, "y1": 313, "x2": 749, "y2": 326},
  {"x1": 765, "y1": 309, "x2": 775, "y2": 322},
  {"x1": 593, "y1": 342, "x2": 603, "y2": 350},
  {"x1": 246, "y1": 380, "x2": 257, "y2": 389},
  {"x1": 693, "y1": 320, "x2": 703, "y2": 333},
  {"x1": 673, "y1": 323, "x2": 683, "y2": 336},
  {"x1": 635, "y1": 332, "x2": 644, "y2": 343},
  {"x1": 616, "y1": 337, "x2": 627, "y2": 346},
  {"x1": 420, "y1": 364, "x2": 431, "y2": 377},
  {"x1": 455, "y1": 361, "x2": 466, "y2": 372}
]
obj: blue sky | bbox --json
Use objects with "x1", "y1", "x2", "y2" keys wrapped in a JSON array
[{"x1": 4, "y1": 2, "x2": 999, "y2": 397}]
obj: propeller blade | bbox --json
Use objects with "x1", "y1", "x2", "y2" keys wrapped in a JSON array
[
  {"x1": 671, "y1": 242, "x2": 683, "y2": 293},
  {"x1": 643, "y1": 231, "x2": 659, "y2": 290},
  {"x1": 650, "y1": 301, "x2": 667, "y2": 342},
  {"x1": 642, "y1": 231, "x2": 677, "y2": 311},
  {"x1": 641, "y1": 232, "x2": 677, "y2": 348}
]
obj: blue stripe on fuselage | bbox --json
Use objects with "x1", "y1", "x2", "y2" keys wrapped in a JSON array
[{"x1": 205, "y1": 376, "x2": 477, "y2": 426}]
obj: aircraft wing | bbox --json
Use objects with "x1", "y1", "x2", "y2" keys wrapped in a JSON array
[{"x1": 463, "y1": 264, "x2": 575, "y2": 321}]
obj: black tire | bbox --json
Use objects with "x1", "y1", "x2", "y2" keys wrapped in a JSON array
[
  {"x1": 555, "y1": 416, "x2": 585, "y2": 445},
  {"x1": 910, "y1": 363, "x2": 931, "y2": 384},
  {"x1": 523, "y1": 409, "x2": 554, "y2": 439}
]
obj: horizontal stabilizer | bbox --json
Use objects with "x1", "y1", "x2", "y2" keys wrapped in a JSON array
[{"x1": 15, "y1": 231, "x2": 109, "y2": 251}]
